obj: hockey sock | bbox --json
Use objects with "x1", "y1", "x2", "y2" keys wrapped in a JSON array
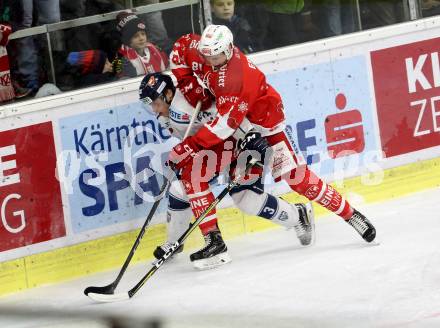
[
  {"x1": 167, "y1": 193, "x2": 193, "y2": 242},
  {"x1": 231, "y1": 190, "x2": 300, "y2": 228},
  {"x1": 289, "y1": 168, "x2": 354, "y2": 220},
  {"x1": 188, "y1": 190, "x2": 219, "y2": 235}
]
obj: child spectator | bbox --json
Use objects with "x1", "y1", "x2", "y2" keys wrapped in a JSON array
[
  {"x1": 210, "y1": 0, "x2": 257, "y2": 53},
  {"x1": 65, "y1": 49, "x2": 120, "y2": 88},
  {"x1": 0, "y1": 21, "x2": 14, "y2": 102},
  {"x1": 116, "y1": 11, "x2": 168, "y2": 78}
]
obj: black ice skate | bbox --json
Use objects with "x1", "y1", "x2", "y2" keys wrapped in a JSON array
[
  {"x1": 294, "y1": 203, "x2": 315, "y2": 246},
  {"x1": 190, "y1": 230, "x2": 231, "y2": 270},
  {"x1": 347, "y1": 210, "x2": 376, "y2": 242},
  {"x1": 153, "y1": 241, "x2": 183, "y2": 261}
]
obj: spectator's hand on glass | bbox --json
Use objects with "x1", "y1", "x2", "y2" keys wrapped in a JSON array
[{"x1": 111, "y1": 57, "x2": 123, "y2": 74}]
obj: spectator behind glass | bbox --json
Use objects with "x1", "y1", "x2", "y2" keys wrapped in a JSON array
[
  {"x1": 60, "y1": 0, "x2": 124, "y2": 52},
  {"x1": 359, "y1": 0, "x2": 403, "y2": 29},
  {"x1": 132, "y1": 0, "x2": 173, "y2": 54},
  {"x1": 65, "y1": 50, "x2": 120, "y2": 88},
  {"x1": 0, "y1": 1, "x2": 15, "y2": 103},
  {"x1": 116, "y1": 11, "x2": 168, "y2": 78},
  {"x1": 422, "y1": 0, "x2": 440, "y2": 17},
  {"x1": 313, "y1": 0, "x2": 358, "y2": 38},
  {"x1": 210, "y1": 0, "x2": 258, "y2": 54},
  {"x1": 10, "y1": 0, "x2": 63, "y2": 98},
  {"x1": 260, "y1": 0, "x2": 319, "y2": 49}
]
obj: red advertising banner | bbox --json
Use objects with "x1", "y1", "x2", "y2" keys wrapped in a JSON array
[
  {"x1": 0, "y1": 122, "x2": 65, "y2": 252},
  {"x1": 371, "y1": 37, "x2": 440, "y2": 157}
]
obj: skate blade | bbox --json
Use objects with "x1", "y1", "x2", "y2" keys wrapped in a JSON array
[{"x1": 192, "y1": 252, "x2": 232, "y2": 270}]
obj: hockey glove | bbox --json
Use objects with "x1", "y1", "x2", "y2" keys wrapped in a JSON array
[
  {"x1": 167, "y1": 136, "x2": 200, "y2": 171},
  {"x1": 179, "y1": 77, "x2": 213, "y2": 110},
  {"x1": 237, "y1": 131, "x2": 272, "y2": 166}
]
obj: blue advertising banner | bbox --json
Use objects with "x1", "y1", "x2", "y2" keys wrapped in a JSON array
[
  {"x1": 59, "y1": 102, "x2": 175, "y2": 233},
  {"x1": 267, "y1": 55, "x2": 378, "y2": 179}
]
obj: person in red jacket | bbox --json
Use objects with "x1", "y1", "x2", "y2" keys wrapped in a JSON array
[
  {"x1": 0, "y1": 22, "x2": 14, "y2": 102},
  {"x1": 116, "y1": 11, "x2": 168, "y2": 77},
  {"x1": 168, "y1": 25, "x2": 376, "y2": 259}
]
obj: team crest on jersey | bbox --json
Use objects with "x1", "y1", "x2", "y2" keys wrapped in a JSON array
[
  {"x1": 238, "y1": 101, "x2": 248, "y2": 113},
  {"x1": 138, "y1": 23, "x2": 146, "y2": 29}
]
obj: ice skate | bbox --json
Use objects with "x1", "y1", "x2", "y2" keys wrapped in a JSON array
[
  {"x1": 152, "y1": 241, "x2": 184, "y2": 264},
  {"x1": 294, "y1": 203, "x2": 315, "y2": 246},
  {"x1": 190, "y1": 230, "x2": 231, "y2": 270},
  {"x1": 347, "y1": 210, "x2": 376, "y2": 242}
]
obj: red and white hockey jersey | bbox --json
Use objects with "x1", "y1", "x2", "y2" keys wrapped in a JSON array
[
  {"x1": 119, "y1": 43, "x2": 168, "y2": 76},
  {"x1": 170, "y1": 33, "x2": 285, "y2": 149}
]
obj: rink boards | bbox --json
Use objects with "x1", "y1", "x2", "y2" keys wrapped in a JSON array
[{"x1": 2, "y1": 17, "x2": 440, "y2": 295}]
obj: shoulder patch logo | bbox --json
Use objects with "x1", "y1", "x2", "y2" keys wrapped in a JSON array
[{"x1": 238, "y1": 101, "x2": 248, "y2": 113}]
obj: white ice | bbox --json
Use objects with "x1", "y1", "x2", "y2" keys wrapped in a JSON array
[{"x1": 1, "y1": 188, "x2": 440, "y2": 328}]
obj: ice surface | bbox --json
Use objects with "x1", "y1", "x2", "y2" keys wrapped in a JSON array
[{"x1": 1, "y1": 188, "x2": 440, "y2": 328}]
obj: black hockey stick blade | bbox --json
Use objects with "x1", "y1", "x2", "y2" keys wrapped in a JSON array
[
  {"x1": 84, "y1": 283, "x2": 117, "y2": 296},
  {"x1": 87, "y1": 161, "x2": 257, "y2": 303},
  {"x1": 84, "y1": 176, "x2": 170, "y2": 300},
  {"x1": 84, "y1": 105, "x2": 201, "y2": 302}
]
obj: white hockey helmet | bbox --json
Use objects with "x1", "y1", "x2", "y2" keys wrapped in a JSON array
[{"x1": 198, "y1": 24, "x2": 234, "y2": 60}]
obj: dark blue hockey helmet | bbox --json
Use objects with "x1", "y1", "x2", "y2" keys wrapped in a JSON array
[{"x1": 139, "y1": 72, "x2": 175, "y2": 105}]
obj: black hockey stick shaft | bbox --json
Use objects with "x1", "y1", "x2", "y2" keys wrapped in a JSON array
[
  {"x1": 127, "y1": 161, "x2": 256, "y2": 298},
  {"x1": 84, "y1": 101, "x2": 201, "y2": 297},
  {"x1": 84, "y1": 177, "x2": 169, "y2": 296}
]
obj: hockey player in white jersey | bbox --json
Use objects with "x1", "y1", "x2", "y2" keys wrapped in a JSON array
[{"x1": 139, "y1": 72, "x2": 315, "y2": 270}]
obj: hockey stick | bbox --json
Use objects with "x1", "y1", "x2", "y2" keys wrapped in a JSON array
[
  {"x1": 87, "y1": 159, "x2": 257, "y2": 302},
  {"x1": 84, "y1": 101, "x2": 202, "y2": 298}
]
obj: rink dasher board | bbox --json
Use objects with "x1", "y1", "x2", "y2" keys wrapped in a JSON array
[{"x1": 2, "y1": 16, "x2": 440, "y2": 296}]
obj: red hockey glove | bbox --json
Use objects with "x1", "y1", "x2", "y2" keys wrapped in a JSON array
[
  {"x1": 168, "y1": 136, "x2": 200, "y2": 171},
  {"x1": 179, "y1": 77, "x2": 213, "y2": 110}
]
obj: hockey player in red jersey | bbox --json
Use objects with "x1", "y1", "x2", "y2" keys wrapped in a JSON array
[
  {"x1": 168, "y1": 25, "x2": 376, "y2": 245},
  {"x1": 139, "y1": 72, "x2": 315, "y2": 270}
]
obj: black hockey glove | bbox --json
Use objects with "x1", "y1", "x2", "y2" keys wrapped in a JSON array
[{"x1": 237, "y1": 131, "x2": 272, "y2": 166}]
